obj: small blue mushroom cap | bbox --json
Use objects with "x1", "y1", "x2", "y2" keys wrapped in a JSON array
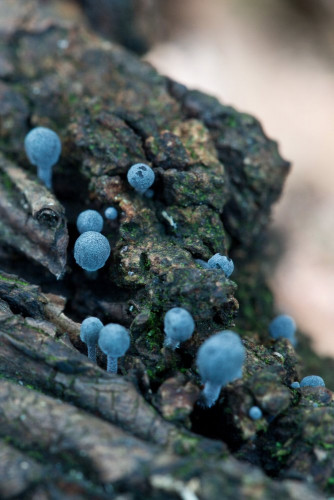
[
  {"x1": 268, "y1": 314, "x2": 297, "y2": 346},
  {"x1": 98, "y1": 324, "x2": 130, "y2": 358},
  {"x1": 77, "y1": 210, "x2": 103, "y2": 234},
  {"x1": 197, "y1": 331, "x2": 245, "y2": 387},
  {"x1": 300, "y1": 375, "x2": 325, "y2": 388},
  {"x1": 24, "y1": 127, "x2": 61, "y2": 188},
  {"x1": 127, "y1": 163, "x2": 155, "y2": 194},
  {"x1": 74, "y1": 231, "x2": 111, "y2": 271},
  {"x1": 164, "y1": 307, "x2": 195, "y2": 349},
  {"x1": 80, "y1": 317, "x2": 103, "y2": 363},
  {"x1": 249, "y1": 406, "x2": 262, "y2": 420},
  {"x1": 80, "y1": 317, "x2": 103, "y2": 344},
  {"x1": 104, "y1": 207, "x2": 118, "y2": 220},
  {"x1": 207, "y1": 254, "x2": 234, "y2": 277},
  {"x1": 290, "y1": 381, "x2": 300, "y2": 389}
]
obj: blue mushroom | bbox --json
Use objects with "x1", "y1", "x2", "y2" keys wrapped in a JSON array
[
  {"x1": 207, "y1": 254, "x2": 234, "y2": 277},
  {"x1": 290, "y1": 381, "x2": 300, "y2": 389},
  {"x1": 127, "y1": 163, "x2": 155, "y2": 194},
  {"x1": 300, "y1": 375, "x2": 325, "y2": 388},
  {"x1": 98, "y1": 323, "x2": 130, "y2": 373},
  {"x1": 196, "y1": 330, "x2": 245, "y2": 408},
  {"x1": 24, "y1": 127, "x2": 61, "y2": 189},
  {"x1": 77, "y1": 210, "x2": 103, "y2": 234},
  {"x1": 104, "y1": 207, "x2": 118, "y2": 220},
  {"x1": 269, "y1": 314, "x2": 297, "y2": 346},
  {"x1": 164, "y1": 307, "x2": 195, "y2": 350},
  {"x1": 74, "y1": 231, "x2": 111, "y2": 271},
  {"x1": 80, "y1": 317, "x2": 103, "y2": 363},
  {"x1": 249, "y1": 406, "x2": 263, "y2": 420}
]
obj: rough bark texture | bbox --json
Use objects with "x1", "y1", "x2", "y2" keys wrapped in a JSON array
[{"x1": 0, "y1": 1, "x2": 333, "y2": 498}]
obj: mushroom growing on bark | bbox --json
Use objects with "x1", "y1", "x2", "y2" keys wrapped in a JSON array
[
  {"x1": 163, "y1": 307, "x2": 195, "y2": 350},
  {"x1": 80, "y1": 317, "x2": 103, "y2": 363},
  {"x1": 98, "y1": 323, "x2": 130, "y2": 373},
  {"x1": 196, "y1": 330, "x2": 245, "y2": 408},
  {"x1": 24, "y1": 127, "x2": 61, "y2": 189}
]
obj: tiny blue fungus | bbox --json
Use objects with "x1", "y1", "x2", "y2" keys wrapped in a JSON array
[
  {"x1": 127, "y1": 163, "x2": 155, "y2": 194},
  {"x1": 164, "y1": 307, "x2": 195, "y2": 350},
  {"x1": 313, "y1": 402, "x2": 319, "y2": 408},
  {"x1": 80, "y1": 317, "x2": 103, "y2": 363},
  {"x1": 196, "y1": 330, "x2": 245, "y2": 408},
  {"x1": 104, "y1": 207, "x2": 118, "y2": 220},
  {"x1": 207, "y1": 254, "x2": 234, "y2": 277},
  {"x1": 300, "y1": 375, "x2": 325, "y2": 388},
  {"x1": 24, "y1": 127, "x2": 61, "y2": 189},
  {"x1": 98, "y1": 323, "x2": 130, "y2": 373},
  {"x1": 74, "y1": 231, "x2": 111, "y2": 272},
  {"x1": 77, "y1": 210, "x2": 103, "y2": 234},
  {"x1": 249, "y1": 406, "x2": 262, "y2": 420},
  {"x1": 268, "y1": 314, "x2": 297, "y2": 346},
  {"x1": 290, "y1": 381, "x2": 300, "y2": 389}
]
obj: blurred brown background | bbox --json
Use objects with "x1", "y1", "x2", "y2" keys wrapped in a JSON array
[{"x1": 144, "y1": 0, "x2": 334, "y2": 356}]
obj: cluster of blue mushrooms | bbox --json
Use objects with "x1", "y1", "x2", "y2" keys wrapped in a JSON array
[
  {"x1": 74, "y1": 207, "x2": 117, "y2": 272},
  {"x1": 25, "y1": 131, "x2": 320, "y2": 426},
  {"x1": 80, "y1": 317, "x2": 130, "y2": 373},
  {"x1": 24, "y1": 127, "x2": 61, "y2": 189},
  {"x1": 290, "y1": 376, "x2": 325, "y2": 389}
]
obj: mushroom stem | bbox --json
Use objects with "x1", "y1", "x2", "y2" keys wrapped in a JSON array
[
  {"x1": 87, "y1": 344, "x2": 97, "y2": 363},
  {"x1": 202, "y1": 381, "x2": 221, "y2": 408},
  {"x1": 37, "y1": 165, "x2": 52, "y2": 189},
  {"x1": 164, "y1": 337, "x2": 180, "y2": 349},
  {"x1": 107, "y1": 356, "x2": 118, "y2": 373}
]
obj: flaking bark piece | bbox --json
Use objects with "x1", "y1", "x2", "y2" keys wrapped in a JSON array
[
  {"x1": 0, "y1": 380, "x2": 157, "y2": 484},
  {"x1": 0, "y1": 442, "x2": 43, "y2": 499},
  {"x1": 0, "y1": 441, "x2": 110, "y2": 500},
  {"x1": 0, "y1": 153, "x2": 68, "y2": 278},
  {"x1": 0, "y1": 271, "x2": 46, "y2": 318}
]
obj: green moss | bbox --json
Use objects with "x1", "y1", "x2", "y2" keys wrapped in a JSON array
[
  {"x1": 321, "y1": 442, "x2": 334, "y2": 450},
  {"x1": 0, "y1": 273, "x2": 28, "y2": 286},
  {"x1": 0, "y1": 170, "x2": 15, "y2": 194},
  {"x1": 26, "y1": 449, "x2": 45, "y2": 461},
  {"x1": 173, "y1": 435, "x2": 200, "y2": 456}
]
